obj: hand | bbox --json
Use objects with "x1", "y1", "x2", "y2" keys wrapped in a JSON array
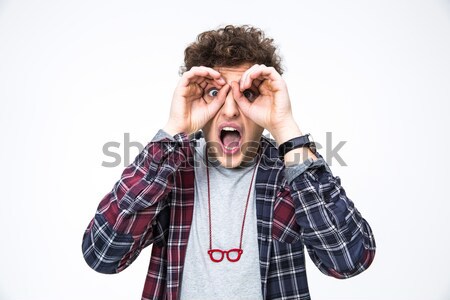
[
  {"x1": 231, "y1": 64, "x2": 301, "y2": 144},
  {"x1": 164, "y1": 66, "x2": 230, "y2": 135}
]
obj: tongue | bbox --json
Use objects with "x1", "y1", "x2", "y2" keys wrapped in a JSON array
[{"x1": 222, "y1": 131, "x2": 240, "y2": 148}]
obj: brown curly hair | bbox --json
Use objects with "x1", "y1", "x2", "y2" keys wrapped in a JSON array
[{"x1": 181, "y1": 25, "x2": 283, "y2": 75}]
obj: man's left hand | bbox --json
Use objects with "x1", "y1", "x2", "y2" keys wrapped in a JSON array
[{"x1": 230, "y1": 64, "x2": 302, "y2": 144}]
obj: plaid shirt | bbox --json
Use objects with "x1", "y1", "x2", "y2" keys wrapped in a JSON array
[{"x1": 82, "y1": 132, "x2": 376, "y2": 300}]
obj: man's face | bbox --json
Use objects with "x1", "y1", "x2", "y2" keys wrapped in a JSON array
[{"x1": 202, "y1": 64, "x2": 264, "y2": 168}]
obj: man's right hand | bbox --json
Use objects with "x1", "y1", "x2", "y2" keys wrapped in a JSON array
[{"x1": 163, "y1": 66, "x2": 229, "y2": 136}]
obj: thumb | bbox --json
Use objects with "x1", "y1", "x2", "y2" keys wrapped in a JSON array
[
  {"x1": 205, "y1": 83, "x2": 229, "y2": 116},
  {"x1": 230, "y1": 81, "x2": 251, "y2": 115}
]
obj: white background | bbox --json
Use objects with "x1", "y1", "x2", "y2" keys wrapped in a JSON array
[{"x1": 1, "y1": 0, "x2": 450, "y2": 299}]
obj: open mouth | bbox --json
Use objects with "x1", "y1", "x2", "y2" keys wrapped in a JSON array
[{"x1": 219, "y1": 126, "x2": 242, "y2": 154}]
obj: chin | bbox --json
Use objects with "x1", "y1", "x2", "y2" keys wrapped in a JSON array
[
  {"x1": 205, "y1": 139, "x2": 261, "y2": 169},
  {"x1": 216, "y1": 153, "x2": 244, "y2": 169}
]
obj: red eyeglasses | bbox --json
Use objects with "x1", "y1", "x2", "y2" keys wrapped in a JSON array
[{"x1": 207, "y1": 248, "x2": 244, "y2": 263}]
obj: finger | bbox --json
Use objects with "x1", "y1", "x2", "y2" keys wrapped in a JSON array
[
  {"x1": 250, "y1": 66, "x2": 281, "y2": 83},
  {"x1": 253, "y1": 78, "x2": 263, "y2": 89},
  {"x1": 194, "y1": 75, "x2": 226, "y2": 87},
  {"x1": 240, "y1": 64, "x2": 266, "y2": 91},
  {"x1": 231, "y1": 81, "x2": 252, "y2": 113},
  {"x1": 190, "y1": 66, "x2": 222, "y2": 79},
  {"x1": 217, "y1": 82, "x2": 231, "y2": 99},
  {"x1": 198, "y1": 78, "x2": 225, "y2": 90},
  {"x1": 182, "y1": 67, "x2": 225, "y2": 87},
  {"x1": 240, "y1": 64, "x2": 260, "y2": 91},
  {"x1": 206, "y1": 84, "x2": 230, "y2": 115},
  {"x1": 242, "y1": 65, "x2": 282, "y2": 91}
]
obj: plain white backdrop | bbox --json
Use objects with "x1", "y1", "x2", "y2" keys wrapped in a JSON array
[{"x1": 1, "y1": 0, "x2": 449, "y2": 299}]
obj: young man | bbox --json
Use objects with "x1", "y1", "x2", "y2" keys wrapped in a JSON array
[{"x1": 82, "y1": 25, "x2": 376, "y2": 300}]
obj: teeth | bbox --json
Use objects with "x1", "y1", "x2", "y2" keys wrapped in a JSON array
[
  {"x1": 222, "y1": 127, "x2": 238, "y2": 132},
  {"x1": 224, "y1": 146, "x2": 238, "y2": 150}
]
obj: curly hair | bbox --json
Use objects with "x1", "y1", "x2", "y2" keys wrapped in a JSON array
[{"x1": 181, "y1": 25, "x2": 283, "y2": 75}]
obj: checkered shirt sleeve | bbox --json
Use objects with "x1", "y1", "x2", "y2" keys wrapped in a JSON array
[
  {"x1": 288, "y1": 151, "x2": 376, "y2": 278},
  {"x1": 81, "y1": 132, "x2": 189, "y2": 274}
]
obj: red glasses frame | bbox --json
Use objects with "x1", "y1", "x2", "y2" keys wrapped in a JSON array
[{"x1": 207, "y1": 248, "x2": 244, "y2": 263}]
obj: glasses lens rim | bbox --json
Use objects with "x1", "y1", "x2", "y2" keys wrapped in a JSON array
[
  {"x1": 226, "y1": 248, "x2": 243, "y2": 262},
  {"x1": 208, "y1": 249, "x2": 225, "y2": 262}
]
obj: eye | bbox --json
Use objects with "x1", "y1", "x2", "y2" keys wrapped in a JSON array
[
  {"x1": 207, "y1": 88, "x2": 219, "y2": 97},
  {"x1": 243, "y1": 89, "x2": 259, "y2": 101}
]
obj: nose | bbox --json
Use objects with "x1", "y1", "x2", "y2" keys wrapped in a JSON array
[{"x1": 220, "y1": 85, "x2": 240, "y2": 119}]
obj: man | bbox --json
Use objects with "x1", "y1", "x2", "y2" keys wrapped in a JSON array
[{"x1": 82, "y1": 25, "x2": 376, "y2": 300}]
